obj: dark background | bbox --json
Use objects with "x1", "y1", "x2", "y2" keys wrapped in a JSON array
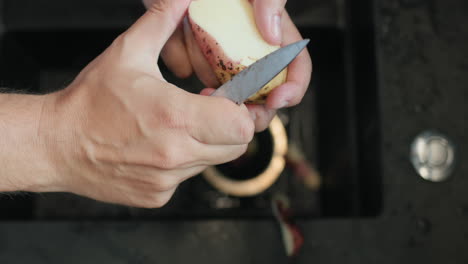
[{"x1": 0, "y1": 0, "x2": 467, "y2": 263}]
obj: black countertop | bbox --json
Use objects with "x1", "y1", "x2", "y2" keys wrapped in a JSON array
[{"x1": 1, "y1": 0, "x2": 468, "y2": 263}]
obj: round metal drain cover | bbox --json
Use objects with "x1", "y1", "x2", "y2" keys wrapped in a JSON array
[{"x1": 410, "y1": 131, "x2": 455, "y2": 182}]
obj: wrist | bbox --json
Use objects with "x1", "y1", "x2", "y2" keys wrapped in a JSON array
[
  {"x1": 0, "y1": 92, "x2": 63, "y2": 192},
  {"x1": 33, "y1": 92, "x2": 66, "y2": 192},
  {"x1": 37, "y1": 86, "x2": 90, "y2": 194}
]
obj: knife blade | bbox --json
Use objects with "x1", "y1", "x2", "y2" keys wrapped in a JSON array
[{"x1": 210, "y1": 39, "x2": 310, "y2": 104}]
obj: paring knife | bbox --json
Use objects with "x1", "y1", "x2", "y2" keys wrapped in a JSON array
[{"x1": 210, "y1": 39, "x2": 310, "y2": 105}]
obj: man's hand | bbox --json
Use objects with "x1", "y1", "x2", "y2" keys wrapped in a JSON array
[
  {"x1": 145, "y1": 0, "x2": 313, "y2": 132},
  {"x1": 1, "y1": 0, "x2": 254, "y2": 208}
]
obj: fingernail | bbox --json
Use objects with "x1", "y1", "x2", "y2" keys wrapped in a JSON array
[{"x1": 272, "y1": 14, "x2": 281, "y2": 44}]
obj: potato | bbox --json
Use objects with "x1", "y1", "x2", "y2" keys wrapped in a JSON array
[{"x1": 188, "y1": 0, "x2": 287, "y2": 104}]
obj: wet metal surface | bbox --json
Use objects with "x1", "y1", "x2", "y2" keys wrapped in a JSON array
[{"x1": 410, "y1": 131, "x2": 456, "y2": 182}]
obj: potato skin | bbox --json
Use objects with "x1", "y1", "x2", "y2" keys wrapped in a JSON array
[{"x1": 189, "y1": 17, "x2": 287, "y2": 104}]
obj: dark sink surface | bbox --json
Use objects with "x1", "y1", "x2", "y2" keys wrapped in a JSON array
[{"x1": 1, "y1": 0, "x2": 468, "y2": 263}]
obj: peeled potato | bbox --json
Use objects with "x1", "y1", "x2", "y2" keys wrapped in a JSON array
[{"x1": 188, "y1": 0, "x2": 287, "y2": 104}]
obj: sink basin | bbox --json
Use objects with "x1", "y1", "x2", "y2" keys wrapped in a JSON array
[{"x1": 0, "y1": 1, "x2": 381, "y2": 220}]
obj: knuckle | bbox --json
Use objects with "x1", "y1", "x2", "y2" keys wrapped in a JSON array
[
  {"x1": 173, "y1": 66, "x2": 193, "y2": 79},
  {"x1": 151, "y1": 98, "x2": 187, "y2": 130},
  {"x1": 151, "y1": 136, "x2": 190, "y2": 170},
  {"x1": 238, "y1": 144, "x2": 249, "y2": 158},
  {"x1": 147, "y1": 0, "x2": 178, "y2": 28},
  {"x1": 148, "y1": 0, "x2": 170, "y2": 15},
  {"x1": 153, "y1": 148, "x2": 181, "y2": 170},
  {"x1": 227, "y1": 144, "x2": 249, "y2": 163},
  {"x1": 159, "y1": 107, "x2": 185, "y2": 130},
  {"x1": 148, "y1": 109, "x2": 190, "y2": 170},
  {"x1": 149, "y1": 176, "x2": 176, "y2": 192},
  {"x1": 237, "y1": 118, "x2": 255, "y2": 144},
  {"x1": 289, "y1": 96, "x2": 303, "y2": 107}
]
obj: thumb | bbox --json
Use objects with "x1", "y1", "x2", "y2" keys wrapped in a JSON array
[{"x1": 124, "y1": 0, "x2": 192, "y2": 56}]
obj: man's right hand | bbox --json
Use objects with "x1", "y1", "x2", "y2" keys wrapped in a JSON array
[{"x1": 38, "y1": 0, "x2": 254, "y2": 207}]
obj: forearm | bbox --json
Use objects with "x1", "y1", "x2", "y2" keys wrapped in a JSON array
[{"x1": 0, "y1": 92, "x2": 57, "y2": 192}]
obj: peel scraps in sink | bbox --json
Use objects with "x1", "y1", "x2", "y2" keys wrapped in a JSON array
[
  {"x1": 286, "y1": 143, "x2": 321, "y2": 191},
  {"x1": 272, "y1": 193, "x2": 304, "y2": 257}
]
